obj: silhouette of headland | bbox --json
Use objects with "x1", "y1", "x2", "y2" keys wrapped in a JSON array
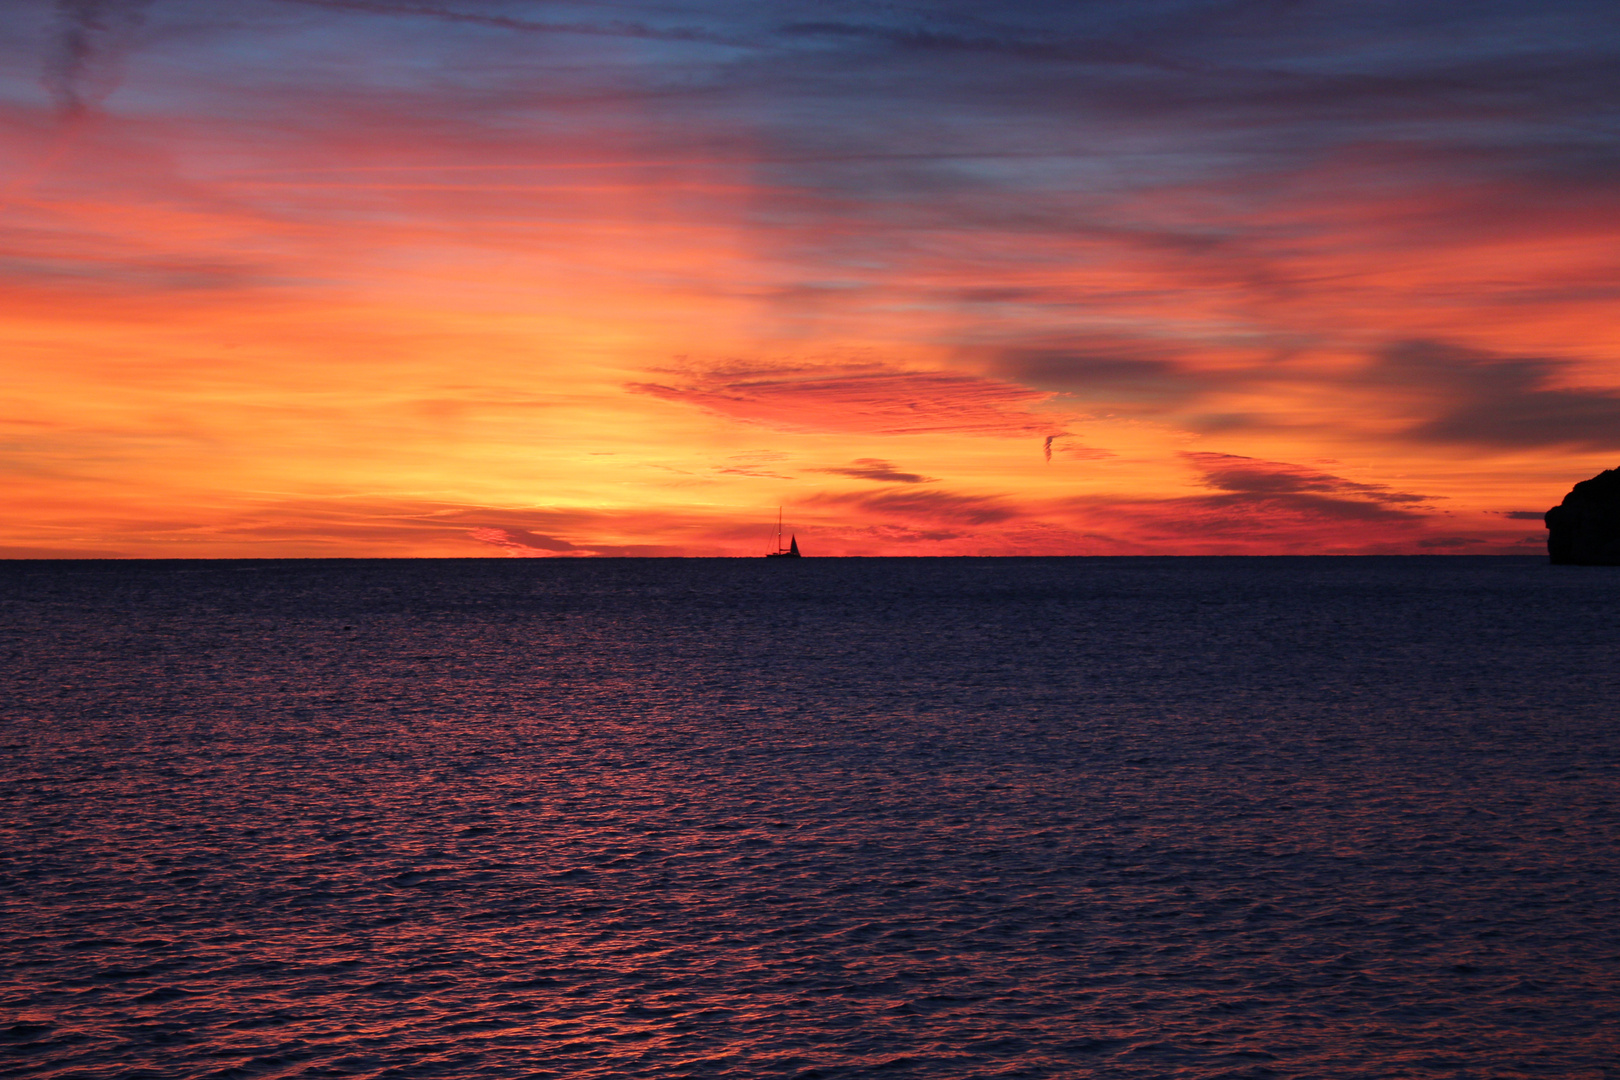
[{"x1": 1545, "y1": 467, "x2": 1620, "y2": 564}]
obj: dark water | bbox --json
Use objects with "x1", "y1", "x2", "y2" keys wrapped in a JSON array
[{"x1": 3, "y1": 556, "x2": 1617, "y2": 1079}]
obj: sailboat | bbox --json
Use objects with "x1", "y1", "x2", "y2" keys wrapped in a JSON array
[{"x1": 765, "y1": 507, "x2": 802, "y2": 558}]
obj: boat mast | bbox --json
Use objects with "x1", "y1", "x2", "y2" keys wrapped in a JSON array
[{"x1": 776, "y1": 506, "x2": 783, "y2": 553}]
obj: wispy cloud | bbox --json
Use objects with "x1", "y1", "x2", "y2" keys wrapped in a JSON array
[
  {"x1": 814, "y1": 457, "x2": 935, "y2": 484},
  {"x1": 991, "y1": 342, "x2": 1225, "y2": 412},
  {"x1": 1187, "y1": 452, "x2": 1429, "y2": 508},
  {"x1": 42, "y1": 0, "x2": 155, "y2": 117},
  {"x1": 629, "y1": 366, "x2": 1058, "y2": 438},
  {"x1": 1372, "y1": 341, "x2": 1620, "y2": 452},
  {"x1": 810, "y1": 486, "x2": 1021, "y2": 526},
  {"x1": 467, "y1": 525, "x2": 577, "y2": 556},
  {"x1": 990, "y1": 334, "x2": 1620, "y2": 455},
  {"x1": 1057, "y1": 452, "x2": 1439, "y2": 553},
  {"x1": 275, "y1": 0, "x2": 749, "y2": 46}
]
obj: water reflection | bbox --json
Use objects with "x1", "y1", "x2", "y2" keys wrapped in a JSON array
[{"x1": 3, "y1": 557, "x2": 1617, "y2": 1077}]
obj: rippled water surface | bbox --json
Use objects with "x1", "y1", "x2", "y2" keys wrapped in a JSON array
[{"x1": 3, "y1": 556, "x2": 1618, "y2": 1079}]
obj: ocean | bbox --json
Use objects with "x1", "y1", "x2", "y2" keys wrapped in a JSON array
[{"x1": 2, "y1": 556, "x2": 1616, "y2": 1079}]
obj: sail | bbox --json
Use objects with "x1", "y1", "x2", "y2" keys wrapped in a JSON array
[{"x1": 764, "y1": 511, "x2": 803, "y2": 556}]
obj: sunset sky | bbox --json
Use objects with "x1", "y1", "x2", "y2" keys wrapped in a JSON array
[{"x1": 4, "y1": 0, "x2": 1618, "y2": 556}]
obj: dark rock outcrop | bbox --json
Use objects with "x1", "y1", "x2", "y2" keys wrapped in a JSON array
[{"x1": 1545, "y1": 468, "x2": 1620, "y2": 564}]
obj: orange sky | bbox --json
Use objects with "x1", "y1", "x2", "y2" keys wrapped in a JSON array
[{"x1": 4, "y1": 0, "x2": 1618, "y2": 557}]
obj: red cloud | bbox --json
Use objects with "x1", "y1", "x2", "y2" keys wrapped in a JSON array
[
  {"x1": 1052, "y1": 453, "x2": 1448, "y2": 553},
  {"x1": 1186, "y1": 452, "x2": 1429, "y2": 506},
  {"x1": 809, "y1": 486, "x2": 1021, "y2": 525},
  {"x1": 815, "y1": 458, "x2": 937, "y2": 483},
  {"x1": 467, "y1": 526, "x2": 579, "y2": 556},
  {"x1": 628, "y1": 367, "x2": 1058, "y2": 437}
]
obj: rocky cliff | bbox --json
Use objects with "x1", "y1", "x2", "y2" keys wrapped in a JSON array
[{"x1": 1545, "y1": 468, "x2": 1620, "y2": 565}]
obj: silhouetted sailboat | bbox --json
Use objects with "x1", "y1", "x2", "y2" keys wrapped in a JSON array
[{"x1": 765, "y1": 508, "x2": 802, "y2": 558}]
